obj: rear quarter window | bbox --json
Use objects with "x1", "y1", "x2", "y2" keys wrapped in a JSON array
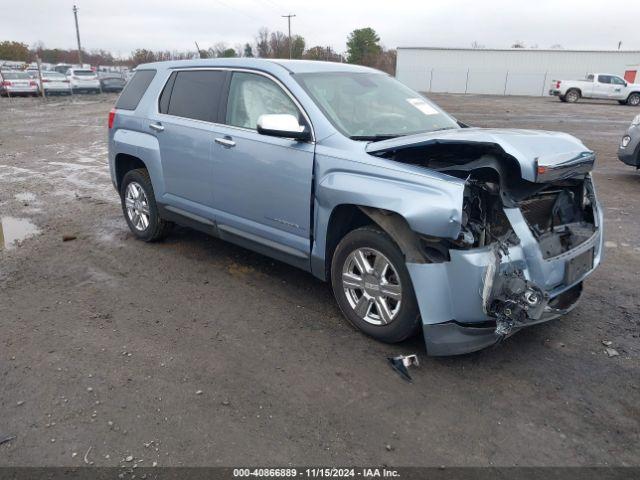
[{"x1": 115, "y1": 70, "x2": 157, "y2": 111}]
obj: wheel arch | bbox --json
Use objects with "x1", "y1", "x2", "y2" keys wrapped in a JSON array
[
  {"x1": 110, "y1": 129, "x2": 165, "y2": 199},
  {"x1": 316, "y1": 203, "x2": 440, "y2": 282},
  {"x1": 310, "y1": 170, "x2": 465, "y2": 280},
  {"x1": 114, "y1": 153, "x2": 147, "y2": 191}
]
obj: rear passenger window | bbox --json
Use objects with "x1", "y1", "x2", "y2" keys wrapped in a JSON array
[
  {"x1": 115, "y1": 70, "x2": 156, "y2": 110},
  {"x1": 166, "y1": 70, "x2": 226, "y2": 122},
  {"x1": 598, "y1": 75, "x2": 611, "y2": 84},
  {"x1": 226, "y1": 72, "x2": 300, "y2": 129}
]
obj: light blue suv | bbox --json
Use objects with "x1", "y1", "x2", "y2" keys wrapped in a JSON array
[{"x1": 108, "y1": 59, "x2": 603, "y2": 355}]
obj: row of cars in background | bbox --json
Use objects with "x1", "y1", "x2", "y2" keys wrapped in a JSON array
[{"x1": 0, "y1": 67, "x2": 128, "y2": 97}]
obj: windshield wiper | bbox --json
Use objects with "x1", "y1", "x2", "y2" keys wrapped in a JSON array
[{"x1": 349, "y1": 134, "x2": 403, "y2": 141}]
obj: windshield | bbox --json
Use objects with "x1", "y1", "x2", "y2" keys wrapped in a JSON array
[
  {"x1": 73, "y1": 70, "x2": 96, "y2": 77},
  {"x1": 295, "y1": 72, "x2": 459, "y2": 140}
]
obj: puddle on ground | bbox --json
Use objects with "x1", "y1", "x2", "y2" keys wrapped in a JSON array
[{"x1": 0, "y1": 217, "x2": 40, "y2": 250}]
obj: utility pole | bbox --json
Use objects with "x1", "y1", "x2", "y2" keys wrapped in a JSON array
[
  {"x1": 73, "y1": 5, "x2": 83, "y2": 64},
  {"x1": 618, "y1": 40, "x2": 623, "y2": 50},
  {"x1": 281, "y1": 14, "x2": 296, "y2": 59},
  {"x1": 194, "y1": 41, "x2": 202, "y2": 58}
]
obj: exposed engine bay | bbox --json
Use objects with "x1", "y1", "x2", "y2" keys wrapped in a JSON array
[{"x1": 378, "y1": 141, "x2": 598, "y2": 336}]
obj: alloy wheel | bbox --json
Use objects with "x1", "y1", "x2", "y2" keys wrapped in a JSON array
[
  {"x1": 341, "y1": 247, "x2": 402, "y2": 326},
  {"x1": 124, "y1": 181, "x2": 151, "y2": 231}
]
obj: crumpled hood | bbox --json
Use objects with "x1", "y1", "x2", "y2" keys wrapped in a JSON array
[{"x1": 365, "y1": 127, "x2": 595, "y2": 182}]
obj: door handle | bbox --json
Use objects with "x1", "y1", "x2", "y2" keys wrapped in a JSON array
[
  {"x1": 215, "y1": 137, "x2": 236, "y2": 148},
  {"x1": 149, "y1": 123, "x2": 164, "y2": 132}
]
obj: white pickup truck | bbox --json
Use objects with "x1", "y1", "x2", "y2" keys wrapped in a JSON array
[{"x1": 549, "y1": 73, "x2": 640, "y2": 106}]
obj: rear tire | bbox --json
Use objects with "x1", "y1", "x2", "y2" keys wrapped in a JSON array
[
  {"x1": 626, "y1": 92, "x2": 640, "y2": 106},
  {"x1": 120, "y1": 169, "x2": 172, "y2": 242},
  {"x1": 565, "y1": 89, "x2": 580, "y2": 103},
  {"x1": 330, "y1": 226, "x2": 421, "y2": 343}
]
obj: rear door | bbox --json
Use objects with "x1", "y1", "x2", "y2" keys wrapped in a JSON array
[
  {"x1": 149, "y1": 69, "x2": 228, "y2": 213},
  {"x1": 594, "y1": 75, "x2": 613, "y2": 98},
  {"x1": 210, "y1": 70, "x2": 315, "y2": 265}
]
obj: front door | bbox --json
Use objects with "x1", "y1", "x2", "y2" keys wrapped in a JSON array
[
  {"x1": 609, "y1": 76, "x2": 627, "y2": 99},
  {"x1": 211, "y1": 71, "x2": 315, "y2": 264}
]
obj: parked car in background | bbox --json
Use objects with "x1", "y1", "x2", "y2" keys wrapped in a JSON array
[
  {"x1": 550, "y1": 73, "x2": 640, "y2": 105},
  {"x1": 40, "y1": 71, "x2": 72, "y2": 95},
  {"x1": 99, "y1": 73, "x2": 127, "y2": 93},
  {"x1": 618, "y1": 114, "x2": 640, "y2": 168},
  {"x1": 66, "y1": 68, "x2": 101, "y2": 93},
  {"x1": 0, "y1": 70, "x2": 39, "y2": 96},
  {"x1": 54, "y1": 63, "x2": 74, "y2": 74},
  {"x1": 108, "y1": 59, "x2": 603, "y2": 356}
]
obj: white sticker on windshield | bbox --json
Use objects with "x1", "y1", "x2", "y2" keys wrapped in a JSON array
[{"x1": 406, "y1": 98, "x2": 439, "y2": 115}]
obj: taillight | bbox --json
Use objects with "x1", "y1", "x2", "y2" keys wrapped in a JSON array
[
  {"x1": 2, "y1": 81, "x2": 12, "y2": 86},
  {"x1": 108, "y1": 108, "x2": 116, "y2": 129},
  {"x1": 29, "y1": 81, "x2": 37, "y2": 86},
  {"x1": 556, "y1": 81, "x2": 561, "y2": 88},
  {"x1": 42, "y1": 79, "x2": 50, "y2": 83}
]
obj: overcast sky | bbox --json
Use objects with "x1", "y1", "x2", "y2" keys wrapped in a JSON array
[{"x1": 1, "y1": 0, "x2": 637, "y2": 57}]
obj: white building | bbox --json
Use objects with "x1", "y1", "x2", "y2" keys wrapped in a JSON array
[{"x1": 396, "y1": 47, "x2": 640, "y2": 96}]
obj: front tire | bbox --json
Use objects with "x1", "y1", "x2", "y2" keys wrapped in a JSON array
[
  {"x1": 626, "y1": 92, "x2": 640, "y2": 106},
  {"x1": 120, "y1": 169, "x2": 172, "y2": 242},
  {"x1": 330, "y1": 226, "x2": 420, "y2": 343}
]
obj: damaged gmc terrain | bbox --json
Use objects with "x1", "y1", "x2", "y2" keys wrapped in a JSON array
[{"x1": 108, "y1": 59, "x2": 603, "y2": 355}]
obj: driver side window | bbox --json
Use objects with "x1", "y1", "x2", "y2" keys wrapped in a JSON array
[{"x1": 226, "y1": 72, "x2": 300, "y2": 129}]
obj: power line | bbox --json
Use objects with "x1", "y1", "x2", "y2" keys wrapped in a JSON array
[
  {"x1": 211, "y1": 0, "x2": 263, "y2": 23},
  {"x1": 282, "y1": 13, "x2": 296, "y2": 59}
]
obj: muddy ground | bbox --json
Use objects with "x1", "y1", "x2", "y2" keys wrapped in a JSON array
[{"x1": 0, "y1": 92, "x2": 638, "y2": 467}]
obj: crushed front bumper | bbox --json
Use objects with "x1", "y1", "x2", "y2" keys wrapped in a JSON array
[{"x1": 408, "y1": 175, "x2": 603, "y2": 356}]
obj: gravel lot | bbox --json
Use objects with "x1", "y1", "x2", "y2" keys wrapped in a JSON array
[{"x1": 0, "y1": 93, "x2": 638, "y2": 467}]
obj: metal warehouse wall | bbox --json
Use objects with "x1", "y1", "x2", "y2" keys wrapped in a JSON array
[{"x1": 396, "y1": 48, "x2": 640, "y2": 96}]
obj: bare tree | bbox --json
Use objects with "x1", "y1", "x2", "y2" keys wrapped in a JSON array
[
  {"x1": 256, "y1": 28, "x2": 270, "y2": 58},
  {"x1": 511, "y1": 40, "x2": 526, "y2": 48},
  {"x1": 269, "y1": 31, "x2": 288, "y2": 58},
  {"x1": 470, "y1": 41, "x2": 485, "y2": 49}
]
